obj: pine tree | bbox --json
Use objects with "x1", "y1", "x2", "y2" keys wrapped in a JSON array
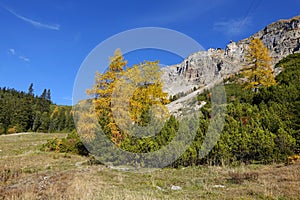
[
  {"x1": 242, "y1": 38, "x2": 276, "y2": 92},
  {"x1": 28, "y1": 83, "x2": 34, "y2": 96},
  {"x1": 41, "y1": 89, "x2": 47, "y2": 99},
  {"x1": 46, "y1": 89, "x2": 51, "y2": 101}
]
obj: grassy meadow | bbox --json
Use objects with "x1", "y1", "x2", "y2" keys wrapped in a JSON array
[{"x1": 0, "y1": 133, "x2": 299, "y2": 199}]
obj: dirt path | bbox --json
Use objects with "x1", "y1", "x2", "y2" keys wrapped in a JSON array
[{"x1": 0, "y1": 132, "x2": 34, "y2": 137}]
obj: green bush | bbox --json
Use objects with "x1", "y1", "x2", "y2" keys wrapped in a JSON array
[{"x1": 41, "y1": 131, "x2": 89, "y2": 156}]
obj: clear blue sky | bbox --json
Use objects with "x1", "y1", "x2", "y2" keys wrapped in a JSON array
[{"x1": 0, "y1": 0, "x2": 299, "y2": 105}]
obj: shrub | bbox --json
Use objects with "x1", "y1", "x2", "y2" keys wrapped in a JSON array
[
  {"x1": 287, "y1": 155, "x2": 300, "y2": 165},
  {"x1": 41, "y1": 131, "x2": 89, "y2": 156},
  {"x1": 8, "y1": 127, "x2": 16, "y2": 134}
]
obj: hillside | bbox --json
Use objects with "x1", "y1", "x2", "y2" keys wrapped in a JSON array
[
  {"x1": 68, "y1": 51, "x2": 300, "y2": 169},
  {"x1": 166, "y1": 53, "x2": 300, "y2": 166},
  {"x1": 0, "y1": 85, "x2": 75, "y2": 134}
]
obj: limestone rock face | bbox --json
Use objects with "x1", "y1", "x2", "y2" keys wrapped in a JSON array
[
  {"x1": 240, "y1": 15, "x2": 300, "y2": 64},
  {"x1": 162, "y1": 16, "x2": 300, "y2": 97},
  {"x1": 162, "y1": 49, "x2": 241, "y2": 96}
]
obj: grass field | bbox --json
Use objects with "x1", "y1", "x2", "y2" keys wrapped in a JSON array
[{"x1": 0, "y1": 133, "x2": 299, "y2": 200}]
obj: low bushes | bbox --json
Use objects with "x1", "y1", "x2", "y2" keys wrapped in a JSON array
[{"x1": 41, "y1": 131, "x2": 89, "y2": 156}]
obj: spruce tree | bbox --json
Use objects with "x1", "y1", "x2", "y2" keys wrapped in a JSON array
[
  {"x1": 46, "y1": 89, "x2": 51, "y2": 101},
  {"x1": 41, "y1": 89, "x2": 47, "y2": 99},
  {"x1": 28, "y1": 83, "x2": 34, "y2": 96}
]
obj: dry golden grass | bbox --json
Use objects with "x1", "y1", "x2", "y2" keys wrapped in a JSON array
[{"x1": 0, "y1": 133, "x2": 299, "y2": 199}]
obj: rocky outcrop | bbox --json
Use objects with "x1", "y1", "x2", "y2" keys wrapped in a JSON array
[
  {"x1": 162, "y1": 49, "x2": 241, "y2": 97},
  {"x1": 239, "y1": 15, "x2": 300, "y2": 64},
  {"x1": 162, "y1": 15, "x2": 300, "y2": 98}
]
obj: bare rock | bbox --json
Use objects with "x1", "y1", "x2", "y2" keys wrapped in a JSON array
[
  {"x1": 170, "y1": 185, "x2": 182, "y2": 191},
  {"x1": 162, "y1": 16, "x2": 300, "y2": 115}
]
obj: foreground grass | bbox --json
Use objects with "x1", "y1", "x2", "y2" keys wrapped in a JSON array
[{"x1": 0, "y1": 133, "x2": 299, "y2": 199}]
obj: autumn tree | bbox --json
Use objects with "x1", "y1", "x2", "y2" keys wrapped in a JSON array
[
  {"x1": 87, "y1": 49, "x2": 127, "y2": 145},
  {"x1": 110, "y1": 60, "x2": 170, "y2": 142},
  {"x1": 87, "y1": 50, "x2": 170, "y2": 146},
  {"x1": 242, "y1": 38, "x2": 276, "y2": 92},
  {"x1": 116, "y1": 61, "x2": 169, "y2": 126}
]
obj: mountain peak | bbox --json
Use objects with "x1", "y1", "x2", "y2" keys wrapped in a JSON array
[{"x1": 163, "y1": 15, "x2": 300, "y2": 115}]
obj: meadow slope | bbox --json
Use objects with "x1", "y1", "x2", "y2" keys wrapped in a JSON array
[{"x1": 0, "y1": 133, "x2": 299, "y2": 200}]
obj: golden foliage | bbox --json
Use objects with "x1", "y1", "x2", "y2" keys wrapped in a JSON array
[
  {"x1": 287, "y1": 155, "x2": 300, "y2": 165},
  {"x1": 242, "y1": 38, "x2": 276, "y2": 91},
  {"x1": 73, "y1": 100, "x2": 98, "y2": 142},
  {"x1": 8, "y1": 127, "x2": 16, "y2": 134},
  {"x1": 86, "y1": 49, "x2": 127, "y2": 145},
  {"x1": 126, "y1": 61, "x2": 169, "y2": 124},
  {"x1": 85, "y1": 49, "x2": 169, "y2": 145}
]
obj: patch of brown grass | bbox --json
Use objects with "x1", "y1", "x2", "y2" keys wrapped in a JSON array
[
  {"x1": 0, "y1": 170, "x2": 74, "y2": 200},
  {"x1": 228, "y1": 171, "x2": 259, "y2": 184}
]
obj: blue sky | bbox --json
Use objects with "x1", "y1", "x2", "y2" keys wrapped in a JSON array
[{"x1": 0, "y1": 0, "x2": 299, "y2": 105}]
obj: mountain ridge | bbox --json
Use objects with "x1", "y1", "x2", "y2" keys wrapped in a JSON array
[{"x1": 163, "y1": 15, "x2": 300, "y2": 115}]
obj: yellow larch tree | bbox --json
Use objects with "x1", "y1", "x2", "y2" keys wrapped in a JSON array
[
  {"x1": 87, "y1": 49, "x2": 127, "y2": 145},
  {"x1": 242, "y1": 38, "x2": 276, "y2": 92},
  {"x1": 87, "y1": 50, "x2": 169, "y2": 146},
  {"x1": 128, "y1": 61, "x2": 170, "y2": 126}
]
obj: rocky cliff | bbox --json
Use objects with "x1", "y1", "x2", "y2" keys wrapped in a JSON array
[{"x1": 163, "y1": 15, "x2": 300, "y2": 115}]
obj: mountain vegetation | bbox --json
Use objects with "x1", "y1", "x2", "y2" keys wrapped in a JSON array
[
  {"x1": 1, "y1": 46, "x2": 299, "y2": 168},
  {"x1": 75, "y1": 47, "x2": 300, "y2": 167},
  {"x1": 0, "y1": 84, "x2": 75, "y2": 134},
  {"x1": 188, "y1": 52, "x2": 300, "y2": 166}
]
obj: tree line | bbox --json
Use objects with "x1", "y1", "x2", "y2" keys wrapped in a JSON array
[{"x1": 0, "y1": 84, "x2": 75, "y2": 134}]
